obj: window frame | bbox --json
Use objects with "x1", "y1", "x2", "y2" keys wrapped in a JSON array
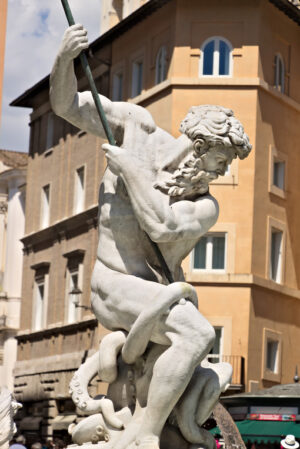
[
  {"x1": 262, "y1": 328, "x2": 282, "y2": 383},
  {"x1": 191, "y1": 232, "x2": 227, "y2": 273},
  {"x1": 73, "y1": 165, "x2": 86, "y2": 215},
  {"x1": 32, "y1": 273, "x2": 49, "y2": 331},
  {"x1": 199, "y1": 36, "x2": 233, "y2": 77},
  {"x1": 40, "y1": 184, "x2": 51, "y2": 229},
  {"x1": 155, "y1": 45, "x2": 167, "y2": 85},
  {"x1": 274, "y1": 53, "x2": 285, "y2": 94},
  {"x1": 266, "y1": 217, "x2": 286, "y2": 285},
  {"x1": 206, "y1": 326, "x2": 224, "y2": 363},
  {"x1": 131, "y1": 58, "x2": 144, "y2": 98},
  {"x1": 112, "y1": 71, "x2": 124, "y2": 101},
  {"x1": 268, "y1": 146, "x2": 287, "y2": 199},
  {"x1": 65, "y1": 263, "x2": 83, "y2": 324}
]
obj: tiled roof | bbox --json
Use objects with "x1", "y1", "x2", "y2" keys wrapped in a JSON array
[{"x1": 0, "y1": 149, "x2": 28, "y2": 169}]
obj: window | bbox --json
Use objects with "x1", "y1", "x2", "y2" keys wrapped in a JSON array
[
  {"x1": 200, "y1": 37, "x2": 232, "y2": 76},
  {"x1": 193, "y1": 233, "x2": 226, "y2": 271},
  {"x1": 46, "y1": 112, "x2": 54, "y2": 150},
  {"x1": 31, "y1": 262, "x2": 49, "y2": 331},
  {"x1": 74, "y1": 167, "x2": 85, "y2": 214},
  {"x1": 269, "y1": 146, "x2": 287, "y2": 198},
  {"x1": 207, "y1": 327, "x2": 223, "y2": 363},
  {"x1": 63, "y1": 249, "x2": 85, "y2": 324},
  {"x1": 274, "y1": 54, "x2": 285, "y2": 94},
  {"x1": 132, "y1": 60, "x2": 143, "y2": 97},
  {"x1": 66, "y1": 267, "x2": 80, "y2": 324},
  {"x1": 273, "y1": 160, "x2": 285, "y2": 190},
  {"x1": 270, "y1": 229, "x2": 283, "y2": 283},
  {"x1": 40, "y1": 184, "x2": 50, "y2": 229},
  {"x1": 266, "y1": 339, "x2": 279, "y2": 373},
  {"x1": 262, "y1": 328, "x2": 282, "y2": 382},
  {"x1": 112, "y1": 72, "x2": 123, "y2": 101},
  {"x1": 33, "y1": 273, "x2": 49, "y2": 331},
  {"x1": 155, "y1": 46, "x2": 167, "y2": 84},
  {"x1": 33, "y1": 277, "x2": 45, "y2": 331}
]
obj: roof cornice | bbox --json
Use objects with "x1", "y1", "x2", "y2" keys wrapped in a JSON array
[{"x1": 11, "y1": 0, "x2": 172, "y2": 108}]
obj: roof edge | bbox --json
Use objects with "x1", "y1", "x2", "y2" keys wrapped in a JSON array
[{"x1": 10, "y1": 0, "x2": 172, "y2": 108}]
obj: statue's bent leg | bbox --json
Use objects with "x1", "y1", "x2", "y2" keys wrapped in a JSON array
[{"x1": 134, "y1": 301, "x2": 215, "y2": 446}]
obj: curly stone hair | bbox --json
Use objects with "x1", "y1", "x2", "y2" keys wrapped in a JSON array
[
  {"x1": 155, "y1": 105, "x2": 252, "y2": 198},
  {"x1": 180, "y1": 105, "x2": 251, "y2": 159}
]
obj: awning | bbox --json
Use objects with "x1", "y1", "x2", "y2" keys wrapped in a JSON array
[
  {"x1": 20, "y1": 417, "x2": 42, "y2": 431},
  {"x1": 210, "y1": 420, "x2": 300, "y2": 443},
  {"x1": 52, "y1": 414, "x2": 77, "y2": 431}
]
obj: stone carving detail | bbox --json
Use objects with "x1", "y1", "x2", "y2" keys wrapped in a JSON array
[{"x1": 50, "y1": 25, "x2": 251, "y2": 449}]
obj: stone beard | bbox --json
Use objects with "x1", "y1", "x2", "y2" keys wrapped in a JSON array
[{"x1": 156, "y1": 105, "x2": 251, "y2": 198}]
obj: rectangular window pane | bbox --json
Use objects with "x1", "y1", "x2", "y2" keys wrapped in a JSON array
[
  {"x1": 203, "y1": 41, "x2": 214, "y2": 75},
  {"x1": 219, "y1": 40, "x2": 230, "y2": 75},
  {"x1": 194, "y1": 237, "x2": 207, "y2": 269},
  {"x1": 212, "y1": 236, "x2": 225, "y2": 269},
  {"x1": 74, "y1": 167, "x2": 85, "y2": 214},
  {"x1": 132, "y1": 61, "x2": 143, "y2": 97},
  {"x1": 112, "y1": 73, "x2": 123, "y2": 101},
  {"x1": 68, "y1": 270, "x2": 79, "y2": 324},
  {"x1": 34, "y1": 280, "x2": 45, "y2": 331},
  {"x1": 208, "y1": 327, "x2": 222, "y2": 363},
  {"x1": 41, "y1": 185, "x2": 50, "y2": 228},
  {"x1": 273, "y1": 161, "x2": 285, "y2": 190},
  {"x1": 266, "y1": 340, "x2": 279, "y2": 372},
  {"x1": 270, "y1": 230, "x2": 282, "y2": 282}
]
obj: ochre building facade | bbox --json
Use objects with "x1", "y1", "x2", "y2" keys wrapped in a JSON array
[{"x1": 11, "y1": 0, "x2": 300, "y2": 441}]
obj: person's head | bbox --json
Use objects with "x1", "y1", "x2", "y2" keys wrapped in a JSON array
[
  {"x1": 16, "y1": 436, "x2": 26, "y2": 445},
  {"x1": 157, "y1": 105, "x2": 251, "y2": 199},
  {"x1": 281, "y1": 435, "x2": 299, "y2": 449},
  {"x1": 31, "y1": 443, "x2": 42, "y2": 449}
]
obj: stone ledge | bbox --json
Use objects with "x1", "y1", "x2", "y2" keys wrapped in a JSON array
[
  {"x1": 16, "y1": 318, "x2": 98, "y2": 342},
  {"x1": 14, "y1": 349, "x2": 96, "y2": 376},
  {"x1": 21, "y1": 205, "x2": 98, "y2": 251},
  {"x1": 129, "y1": 77, "x2": 300, "y2": 113},
  {"x1": 185, "y1": 272, "x2": 300, "y2": 300}
]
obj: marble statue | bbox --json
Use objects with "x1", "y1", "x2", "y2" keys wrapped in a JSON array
[
  {"x1": 0, "y1": 388, "x2": 22, "y2": 449},
  {"x1": 50, "y1": 25, "x2": 251, "y2": 449}
]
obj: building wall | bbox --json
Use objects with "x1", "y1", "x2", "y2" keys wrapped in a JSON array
[
  {"x1": 13, "y1": 0, "x2": 300, "y2": 438},
  {"x1": 0, "y1": 162, "x2": 26, "y2": 391}
]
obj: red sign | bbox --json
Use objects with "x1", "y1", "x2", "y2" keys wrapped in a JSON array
[{"x1": 249, "y1": 414, "x2": 296, "y2": 421}]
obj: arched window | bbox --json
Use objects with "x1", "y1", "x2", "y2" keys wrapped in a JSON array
[
  {"x1": 155, "y1": 46, "x2": 167, "y2": 84},
  {"x1": 274, "y1": 54, "x2": 285, "y2": 94},
  {"x1": 200, "y1": 37, "x2": 232, "y2": 76}
]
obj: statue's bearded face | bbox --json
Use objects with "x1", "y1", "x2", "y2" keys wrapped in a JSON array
[
  {"x1": 154, "y1": 105, "x2": 251, "y2": 199},
  {"x1": 198, "y1": 145, "x2": 234, "y2": 177},
  {"x1": 155, "y1": 142, "x2": 236, "y2": 200}
]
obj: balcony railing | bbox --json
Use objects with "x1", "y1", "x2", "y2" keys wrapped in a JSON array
[{"x1": 206, "y1": 355, "x2": 244, "y2": 388}]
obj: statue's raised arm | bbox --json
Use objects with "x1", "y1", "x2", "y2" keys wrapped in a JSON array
[{"x1": 50, "y1": 24, "x2": 153, "y2": 142}]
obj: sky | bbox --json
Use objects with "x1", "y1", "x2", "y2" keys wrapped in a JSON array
[{"x1": 0, "y1": 0, "x2": 102, "y2": 152}]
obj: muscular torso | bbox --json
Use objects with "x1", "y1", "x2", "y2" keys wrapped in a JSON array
[{"x1": 97, "y1": 167, "x2": 216, "y2": 283}]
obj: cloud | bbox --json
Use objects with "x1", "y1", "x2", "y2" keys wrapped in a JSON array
[{"x1": 0, "y1": 0, "x2": 101, "y2": 151}]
